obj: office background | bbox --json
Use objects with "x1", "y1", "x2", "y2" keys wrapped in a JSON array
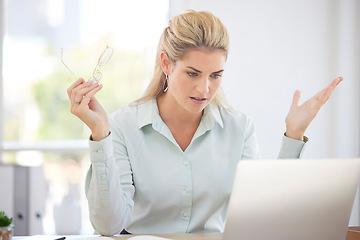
[{"x1": 0, "y1": 0, "x2": 359, "y2": 235}]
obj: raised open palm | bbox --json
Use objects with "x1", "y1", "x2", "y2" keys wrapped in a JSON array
[{"x1": 285, "y1": 77, "x2": 343, "y2": 141}]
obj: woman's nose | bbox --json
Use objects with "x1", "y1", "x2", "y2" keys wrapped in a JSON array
[{"x1": 196, "y1": 77, "x2": 210, "y2": 94}]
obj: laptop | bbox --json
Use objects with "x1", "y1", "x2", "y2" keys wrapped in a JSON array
[{"x1": 223, "y1": 158, "x2": 360, "y2": 240}]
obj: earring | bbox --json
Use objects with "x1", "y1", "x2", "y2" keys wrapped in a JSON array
[{"x1": 163, "y1": 74, "x2": 168, "y2": 92}]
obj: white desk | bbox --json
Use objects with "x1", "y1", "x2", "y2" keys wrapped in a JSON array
[
  {"x1": 12, "y1": 228, "x2": 360, "y2": 240},
  {"x1": 13, "y1": 233, "x2": 222, "y2": 240}
]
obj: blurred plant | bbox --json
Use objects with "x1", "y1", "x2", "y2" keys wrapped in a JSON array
[
  {"x1": 0, "y1": 211, "x2": 12, "y2": 227},
  {"x1": 0, "y1": 211, "x2": 13, "y2": 240}
]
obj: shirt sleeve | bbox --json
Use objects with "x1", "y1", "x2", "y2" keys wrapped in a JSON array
[
  {"x1": 85, "y1": 132, "x2": 135, "y2": 236},
  {"x1": 278, "y1": 135, "x2": 308, "y2": 159}
]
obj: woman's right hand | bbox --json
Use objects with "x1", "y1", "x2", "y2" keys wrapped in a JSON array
[{"x1": 67, "y1": 78, "x2": 109, "y2": 141}]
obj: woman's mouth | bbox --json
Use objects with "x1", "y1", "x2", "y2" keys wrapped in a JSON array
[{"x1": 190, "y1": 97, "x2": 207, "y2": 104}]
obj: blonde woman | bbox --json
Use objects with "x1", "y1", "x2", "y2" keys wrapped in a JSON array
[{"x1": 67, "y1": 10, "x2": 342, "y2": 236}]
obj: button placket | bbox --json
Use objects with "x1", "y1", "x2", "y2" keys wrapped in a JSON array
[{"x1": 180, "y1": 155, "x2": 193, "y2": 229}]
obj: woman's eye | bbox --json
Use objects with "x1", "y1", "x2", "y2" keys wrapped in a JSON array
[
  {"x1": 187, "y1": 72, "x2": 198, "y2": 77},
  {"x1": 211, "y1": 74, "x2": 222, "y2": 79}
]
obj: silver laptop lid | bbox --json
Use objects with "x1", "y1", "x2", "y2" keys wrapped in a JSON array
[{"x1": 224, "y1": 158, "x2": 360, "y2": 240}]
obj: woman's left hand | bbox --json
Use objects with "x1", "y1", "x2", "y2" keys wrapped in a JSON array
[{"x1": 285, "y1": 77, "x2": 343, "y2": 141}]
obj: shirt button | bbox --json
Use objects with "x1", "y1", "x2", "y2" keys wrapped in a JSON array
[
  {"x1": 183, "y1": 212, "x2": 188, "y2": 217},
  {"x1": 97, "y1": 149, "x2": 103, "y2": 154},
  {"x1": 184, "y1": 161, "x2": 189, "y2": 166},
  {"x1": 185, "y1": 188, "x2": 191, "y2": 193}
]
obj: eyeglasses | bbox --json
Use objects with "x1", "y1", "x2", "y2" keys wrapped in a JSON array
[{"x1": 61, "y1": 45, "x2": 113, "y2": 83}]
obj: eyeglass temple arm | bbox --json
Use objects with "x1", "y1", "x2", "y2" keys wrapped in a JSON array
[{"x1": 61, "y1": 48, "x2": 79, "y2": 80}]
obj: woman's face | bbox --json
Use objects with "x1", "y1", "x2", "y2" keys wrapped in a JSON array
[{"x1": 165, "y1": 48, "x2": 226, "y2": 114}]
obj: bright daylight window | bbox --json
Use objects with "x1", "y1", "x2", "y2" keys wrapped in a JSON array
[{"x1": 1, "y1": 0, "x2": 168, "y2": 234}]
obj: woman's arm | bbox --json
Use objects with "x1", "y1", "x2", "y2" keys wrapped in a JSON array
[
  {"x1": 67, "y1": 78, "x2": 134, "y2": 235},
  {"x1": 85, "y1": 132, "x2": 135, "y2": 236}
]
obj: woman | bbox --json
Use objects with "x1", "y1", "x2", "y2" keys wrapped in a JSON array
[{"x1": 67, "y1": 10, "x2": 342, "y2": 236}]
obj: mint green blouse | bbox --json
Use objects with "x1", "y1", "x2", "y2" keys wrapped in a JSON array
[{"x1": 85, "y1": 99, "x2": 306, "y2": 236}]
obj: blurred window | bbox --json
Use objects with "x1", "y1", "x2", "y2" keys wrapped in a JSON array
[{"x1": 1, "y1": 0, "x2": 168, "y2": 234}]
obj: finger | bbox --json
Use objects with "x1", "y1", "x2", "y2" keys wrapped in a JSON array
[
  {"x1": 320, "y1": 77, "x2": 343, "y2": 99},
  {"x1": 312, "y1": 85, "x2": 328, "y2": 100},
  {"x1": 69, "y1": 79, "x2": 90, "y2": 103},
  {"x1": 312, "y1": 77, "x2": 343, "y2": 101},
  {"x1": 71, "y1": 81, "x2": 97, "y2": 103},
  {"x1": 315, "y1": 77, "x2": 343, "y2": 108},
  {"x1": 326, "y1": 77, "x2": 343, "y2": 90},
  {"x1": 88, "y1": 95, "x2": 106, "y2": 114},
  {"x1": 88, "y1": 94, "x2": 101, "y2": 108},
  {"x1": 79, "y1": 84, "x2": 103, "y2": 106},
  {"x1": 335, "y1": 76, "x2": 344, "y2": 86},
  {"x1": 317, "y1": 83, "x2": 336, "y2": 106},
  {"x1": 291, "y1": 90, "x2": 301, "y2": 107},
  {"x1": 70, "y1": 84, "x2": 103, "y2": 116},
  {"x1": 67, "y1": 78, "x2": 85, "y2": 98}
]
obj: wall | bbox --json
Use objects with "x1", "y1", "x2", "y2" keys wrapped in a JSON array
[
  {"x1": 169, "y1": 0, "x2": 360, "y2": 224},
  {"x1": 169, "y1": 0, "x2": 359, "y2": 159}
]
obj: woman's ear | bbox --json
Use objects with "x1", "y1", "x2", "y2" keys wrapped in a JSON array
[{"x1": 160, "y1": 52, "x2": 171, "y2": 75}]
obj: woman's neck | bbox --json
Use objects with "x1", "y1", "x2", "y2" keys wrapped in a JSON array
[
  {"x1": 156, "y1": 94, "x2": 203, "y2": 151},
  {"x1": 156, "y1": 94, "x2": 203, "y2": 127}
]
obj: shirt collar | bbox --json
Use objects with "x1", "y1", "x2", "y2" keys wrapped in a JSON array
[
  {"x1": 137, "y1": 99, "x2": 224, "y2": 129},
  {"x1": 202, "y1": 102, "x2": 224, "y2": 129},
  {"x1": 137, "y1": 99, "x2": 158, "y2": 129}
]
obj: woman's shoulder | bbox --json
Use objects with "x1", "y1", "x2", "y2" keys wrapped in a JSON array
[
  {"x1": 108, "y1": 102, "x2": 143, "y2": 131},
  {"x1": 108, "y1": 100, "x2": 153, "y2": 130},
  {"x1": 211, "y1": 104, "x2": 257, "y2": 138},
  {"x1": 108, "y1": 103, "x2": 136, "y2": 121}
]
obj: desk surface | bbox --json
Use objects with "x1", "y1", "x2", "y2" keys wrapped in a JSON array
[
  {"x1": 12, "y1": 227, "x2": 360, "y2": 240},
  {"x1": 13, "y1": 233, "x2": 222, "y2": 240},
  {"x1": 118, "y1": 233, "x2": 222, "y2": 240}
]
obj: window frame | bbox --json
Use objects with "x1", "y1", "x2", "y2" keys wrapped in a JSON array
[{"x1": 1, "y1": 0, "x2": 4, "y2": 162}]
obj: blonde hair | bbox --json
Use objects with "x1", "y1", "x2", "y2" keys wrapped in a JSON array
[{"x1": 136, "y1": 9, "x2": 230, "y2": 107}]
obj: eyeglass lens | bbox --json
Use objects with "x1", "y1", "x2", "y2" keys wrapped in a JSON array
[
  {"x1": 90, "y1": 46, "x2": 113, "y2": 83},
  {"x1": 98, "y1": 47, "x2": 113, "y2": 66}
]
